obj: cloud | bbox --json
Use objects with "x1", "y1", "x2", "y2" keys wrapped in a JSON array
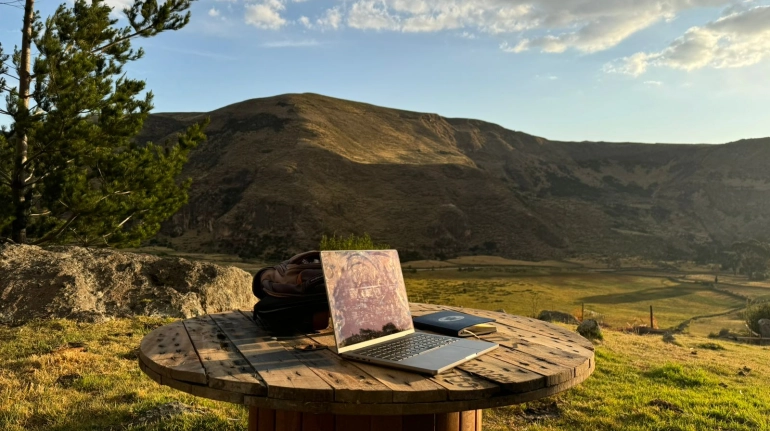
[
  {"x1": 245, "y1": 0, "x2": 287, "y2": 30},
  {"x1": 208, "y1": 8, "x2": 220, "y2": 17},
  {"x1": 317, "y1": 7, "x2": 344, "y2": 30},
  {"x1": 262, "y1": 39, "x2": 320, "y2": 47},
  {"x1": 299, "y1": 0, "x2": 730, "y2": 55},
  {"x1": 644, "y1": 80, "x2": 663, "y2": 86},
  {"x1": 608, "y1": 5, "x2": 770, "y2": 75},
  {"x1": 348, "y1": 1, "x2": 401, "y2": 31}
]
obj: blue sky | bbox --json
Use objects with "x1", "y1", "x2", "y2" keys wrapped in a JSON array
[{"x1": 2, "y1": 0, "x2": 770, "y2": 144}]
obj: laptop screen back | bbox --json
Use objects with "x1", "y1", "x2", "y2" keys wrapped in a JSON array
[{"x1": 320, "y1": 250, "x2": 414, "y2": 352}]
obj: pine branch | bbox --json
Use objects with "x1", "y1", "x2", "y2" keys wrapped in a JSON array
[
  {"x1": 92, "y1": 25, "x2": 155, "y2": 55},
  {"x1": 30, "y1": 212, "x2": 79, "y2": 245},
  {"x1": 0, "y1": 169, "x2": 11, "y2": 185}
]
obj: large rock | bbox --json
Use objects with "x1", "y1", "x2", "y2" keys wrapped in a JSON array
[
  {"x1": 577, "y1": 319, "x2": 603, "y2": 341},
  {"x1": 537, "y1": 310, "x2": 579, "y2": 324},
  {"x1": 759, "y1": 319, "x2": 770, "y2": 338},
  {"x1": 0, "y1": 244, "x2": 254, "y2": 324}
]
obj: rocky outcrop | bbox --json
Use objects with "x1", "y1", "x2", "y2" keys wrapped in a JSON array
[
  {"x1": 537, "y1": 310, "x2": 579, "y2": 324},
  {"x1": 577, "y1": 319, "x2": 603, "y2": 341},
  {"x1": 0, "y1": 245, "x2": 254, "y2": 324},
  {"x1": 759, "y1": 319, "x2": 770, "y2": 338}
]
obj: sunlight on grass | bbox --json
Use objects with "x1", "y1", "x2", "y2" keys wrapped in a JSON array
[{"x1": 404, "y1": 269, "x2": 746, "y2": 334}]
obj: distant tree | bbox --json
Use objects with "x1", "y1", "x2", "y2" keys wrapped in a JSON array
[
  {"x1": 320, "y1": 233, "x2": 389, "y2": 251},
  {"x1": 731, "y1": 240, "x2": 770, "y2": 280},
  {"x1": 0, "y1": 0, "x2": 207, "y2": 246}
]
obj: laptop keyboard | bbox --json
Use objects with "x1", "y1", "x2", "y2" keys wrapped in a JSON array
[{"x1": 354, "y1": 333, "x2": 458, "y2": 362}]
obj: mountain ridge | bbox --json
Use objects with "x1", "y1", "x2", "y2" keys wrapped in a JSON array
[{"x1": 136, "y1": 93, "x2": 770, "y2": 261}]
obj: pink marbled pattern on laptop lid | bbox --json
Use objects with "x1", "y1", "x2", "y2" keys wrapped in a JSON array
[{"x1": 322, "y1": 250, "x2": 413, "y2": 348}]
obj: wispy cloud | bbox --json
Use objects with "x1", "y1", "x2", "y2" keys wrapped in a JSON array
[
  {"x1": 155, "y1": 46, "x2": 239, "y2": 60},
  {"x1": 643, "y1": 80, "x2": 663, "y2": 86},
  {"x1": 606, "y1": 5, "x2": 770, "y2": 76},
  {"x1": 261, "y1": 39, "x2": 320, "y2": 48}
]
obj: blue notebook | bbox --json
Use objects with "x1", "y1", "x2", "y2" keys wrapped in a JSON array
[{"x1": 412, "y1": 310, "x2": 496, "y2": 337}]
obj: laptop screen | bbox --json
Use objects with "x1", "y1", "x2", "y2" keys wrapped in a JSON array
[{"x1": 321, "y1": 250, "x2": 414, "y2": 350}]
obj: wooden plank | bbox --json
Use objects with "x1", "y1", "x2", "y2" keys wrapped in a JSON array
[
  {"x1": 243, "y1": 359, "x2": 594, "y2": 416},
  {"x1": 183, "y1": 315, "x2": 267, "y2": 395},
  {"x1": 138, "y1": 321, "x2": 207, "y2": 384},
  {"x1": 248, "y1": 406, "x2": 258, "y2": 431},
  {"x1": 403, "y1": 414, "x2": 434, "y2": 431},
  {"x1": 488, "y1": 348, "x2": 573, "y2": 386},
  {"x1": 209, "y1": 312, "x2": 333, "y2": 402},
  {"x1": 513, "y1": 342, "x2": 593, "y2": 377},
  {"x1": 436, "y1": 412, "x2": 460, "y2": 431},
  {"x1": 475, "y1": 410, "x2": 482, "y2": 430},
  {"x1": 161, "y1": 374, "x2": 245, "y2": 404},
  {"x1": 499, "y1": 314, "x2": 595, "y2": 349},
  {"x1": 302, "y1": 413, "x2": 335, "y2": 431},
  {"x1": 260, "y1": 408, "x2": 276, "y2": 431},
  {"x1": 307, "y1": 334, "x2": 448, "y2": 403},
  {"x1": 460, "y1": 411, "x2": 476, "y2": 431},
  {"x1": 276, "y1": 410, "x2": 303, "y2": 431},
  {"x1": 281, "y1": 338, "x2": 394, "y2": 404},
  {"x1": 457, "y1": 355, "x2": 545, "y2": 393},
  {"x1": 371, "y1": 416, "x2": 402, "y2": 431},
  {"x1": 484, "y1": 323, "x2": 594, "y2": 358},
  {"x1": 335, "y1": 415, "x2": 371, "y2": 431},
  {"x1": 138, "y1": 357, "x2": 162, "y2": 384},
  {"x1": 430, "y1": 369, "x2": 500, "y2": 401},
  {"x1": 454, "y1": 307, "x2": 594, "y2": 351}
]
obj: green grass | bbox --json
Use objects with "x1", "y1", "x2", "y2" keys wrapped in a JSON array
[
  {"x1": 485, "y1": 330, "x2": 770, "y2": 431},
  {"x1": 319, "y1": 233, "x2": 390, "y2": 251},
  {"x1": 404, "y1": 269, "x2": 745, "y2": 334},
  {"x1": 0, "y1": 319, "x2": 247, "y2": 431},
  {"x1": 1, "y1": 318, "x2": 768, "y2": 430}
]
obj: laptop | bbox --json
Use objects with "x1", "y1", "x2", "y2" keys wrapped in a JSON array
[{"x1": 320, "y1": 249, "x2": 498, "y2": 375}]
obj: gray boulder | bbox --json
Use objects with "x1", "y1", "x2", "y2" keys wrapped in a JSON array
[
  {"x1": 759, "y1": 319, "x2": 770, "y2": 338},
  {"x1": 537, "y1": 310, "x2": 579, "y2": 324},
  {"x1": 0, "y1": 244, "x2": 253, "y2": 324},
  {"x1": 577, "y1": 319, "x2": 603, "y2": 341}
]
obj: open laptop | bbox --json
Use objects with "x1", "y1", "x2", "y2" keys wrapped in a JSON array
[{"x1": 320, "y1": 249, "x2": 498, "y2": 375}]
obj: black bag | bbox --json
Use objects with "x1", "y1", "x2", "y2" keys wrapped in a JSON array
[{"x1": 252, "y1": 251, "x2": 330, "y2": 334}]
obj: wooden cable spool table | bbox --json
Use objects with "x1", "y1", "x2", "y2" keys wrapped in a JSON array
[{"x1": 138, "y1": 303, "x2": 595, "y2": 431}]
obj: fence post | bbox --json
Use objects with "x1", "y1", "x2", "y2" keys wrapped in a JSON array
[{"x1": 650, "y1": 305, "x2": 654, "y2": 329}]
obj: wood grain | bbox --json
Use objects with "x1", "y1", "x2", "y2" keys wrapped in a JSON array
[
  {"x1": 210, "y1": 311, "x2": 333, "y2": 402},
  {"x1": 138, "y1": 321, "x2": 207, "y2": 384},
  {"x1": 138, "y1": 307, "x2": 597, "y2": 417},
  {"x1": 183, "y1": 315, "x2": 266, "y2": 395},
  {"x1": 436, "y1": 411, "x2": 460, "y2": 431},
  {"x1": 302, "y1": 413, "x2": 335, "y2": 431},
  {"x1": 460, "y1": 411, "x2": 476, "y2": 431}
]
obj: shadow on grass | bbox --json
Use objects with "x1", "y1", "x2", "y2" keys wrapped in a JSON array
[
  {"x1": 24, "y1": 403, "x2": 243, "y2": 431},
  {"x1": 580, "y1": 285, "x2": 703, "y2": 304}
]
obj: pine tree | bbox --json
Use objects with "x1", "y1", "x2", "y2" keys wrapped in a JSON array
[{"x1": 0, "y1": 0, "x2": 208, "y2": 246}]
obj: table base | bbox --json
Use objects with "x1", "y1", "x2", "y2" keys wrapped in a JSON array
[{"x1": 248, "y1": 407, "x2": 483, "y2": 431}]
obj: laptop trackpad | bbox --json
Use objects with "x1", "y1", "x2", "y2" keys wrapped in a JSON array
[{"x1": 397, "y1": 340, "x2": 497, "y2": 372}]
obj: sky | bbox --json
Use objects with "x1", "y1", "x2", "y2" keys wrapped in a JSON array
[{"x1": 1, "y1": 0, "x2": 770, "y2": 144}]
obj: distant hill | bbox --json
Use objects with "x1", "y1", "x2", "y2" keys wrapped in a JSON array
[{"x1": 135, "y1": 93, "x2": 770, "y2": 261}]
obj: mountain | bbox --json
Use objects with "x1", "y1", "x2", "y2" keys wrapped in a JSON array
[{"x1": 135, "y1": 93, "x2": 770, "y2": 261}]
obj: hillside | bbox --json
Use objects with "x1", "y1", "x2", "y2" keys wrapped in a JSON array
[{"x1": 136, "y1": 93, "x2": 770, "y2": 261}]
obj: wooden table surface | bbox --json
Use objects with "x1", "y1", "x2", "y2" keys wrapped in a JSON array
[{"x1": 138, "y1": 303, "x2": 595, "y2": 416}]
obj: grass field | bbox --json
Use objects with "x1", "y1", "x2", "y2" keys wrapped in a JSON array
[
  {"x1": 403, "y1": 269, "x2": 751, "y2": 336},
  {"x1": 1, "y1": 318, "x2": 768, "y2": 431},
  {"x1": 6, "y1": 251, "x2": 766, "y2": 429}
]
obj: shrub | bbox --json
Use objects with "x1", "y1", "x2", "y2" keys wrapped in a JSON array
[
  {"x1": 744, "y1": 301, "x2": 770, "y2": 335},
  {"x1": 319, "y1": 233, "x2": 389, "y2": 251}
]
